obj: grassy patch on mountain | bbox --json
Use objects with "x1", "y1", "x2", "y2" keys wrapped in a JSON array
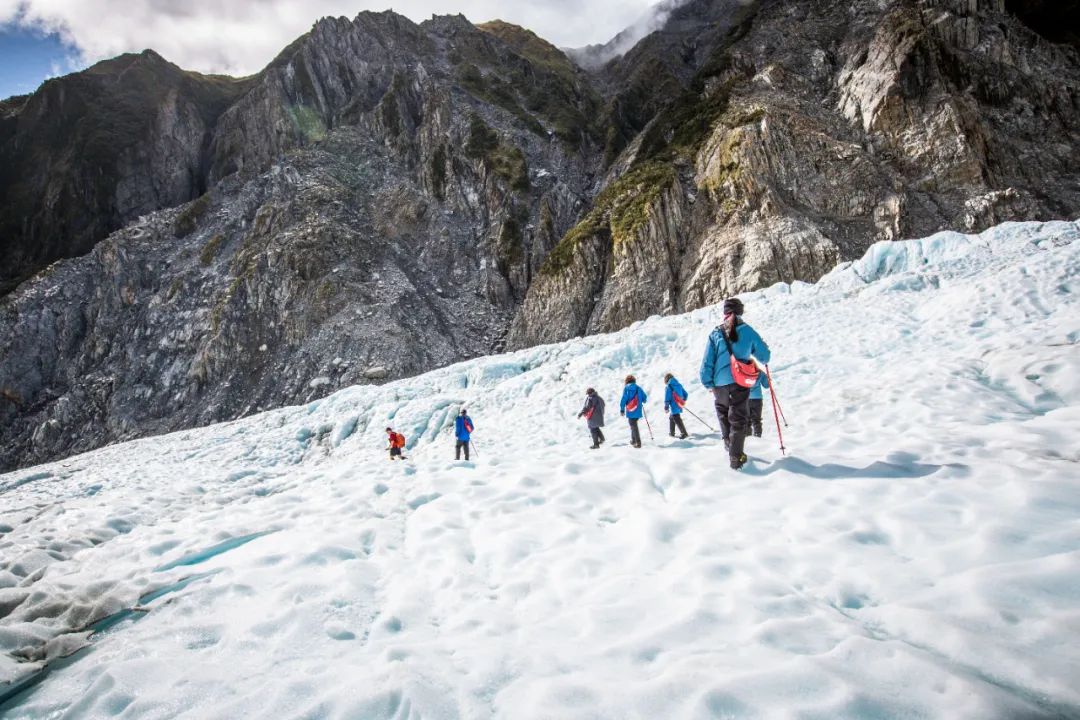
[
  {"x1": 540, "y1": 163, "x2": 676, "y2": 277},
  {"x1": 466, "y1": 115, "x2": 530, "y2": 194},
  {"x1": 496, "y1": 215, "x2": 526, "y2": 268},
  {"x1": 200, "y1": 234, "x2": 225, "y2": 266},
  {"x1": 175, "y1": 193, "x2": 212, "y2": 238}
]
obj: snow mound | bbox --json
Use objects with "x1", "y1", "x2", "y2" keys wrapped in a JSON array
[{"x1": 1, "y1": 221, "x2": 1079, "y2": 718}]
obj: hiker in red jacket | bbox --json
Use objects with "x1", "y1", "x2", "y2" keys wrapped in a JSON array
[{"x1": 386, "y1": 427, "x2": 407, "y2": 460}]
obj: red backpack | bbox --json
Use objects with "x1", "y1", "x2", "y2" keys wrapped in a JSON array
[
  {"x1": 390, "y1": 432, "x2": 406, "y2": 449},
  {"x1": 721, "y1": 327, "x2": 760, "y2": 389}
]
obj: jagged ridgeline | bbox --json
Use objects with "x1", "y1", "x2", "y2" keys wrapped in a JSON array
[{"x1": 2, "y1": 0, "x2": 1079, "y2": 471}]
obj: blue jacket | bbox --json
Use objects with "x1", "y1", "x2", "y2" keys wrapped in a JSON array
[
  {"x1": 455, "y1": 415, "x2": 474, "y2": 441},
  {"x1": 700, "y1": 319, "x2": 771, "y2": 389},
  {"x1": 750, "y1": 372, "x2": 770, "y2": 400},
  {"x1": 620, "y1": 383, "x2": 647, "y2": 419},
  {"x1": 664, "y1": 378, "x2": 688, "y2": 415}
]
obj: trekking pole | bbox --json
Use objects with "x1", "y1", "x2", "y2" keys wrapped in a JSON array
[
  {"x1": 683, "y1": 407, "x2": 716, "y2": 432},
  {"x1": 765, "y1": 365, "x2": 787, "y2": 455},
  {"x1": 642, "y1": 409, "x2": 655, "y2": 442},
  {"x1": 761, "y1": 364, "x2": 788, "y2": 428},
  {"x1": 470, "y1": 441, "x2": 480, "y2": 459},
  {"x1": 773, "y1": 395, "x2": 789, "y2": 428}
]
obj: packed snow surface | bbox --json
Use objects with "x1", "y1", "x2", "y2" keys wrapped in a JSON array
[{"x1": 2, "y1": 221, "x2": 1079, "y2": 719}]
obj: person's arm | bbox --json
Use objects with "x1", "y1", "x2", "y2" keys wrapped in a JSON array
[
  {"x1": 664, "y1": 385, "x2": 671, "y2": 413},
  {"x1": 620, "y1": 388, "x2": 627, "y2": 415},
  {"x1": 700, "y1": 334, "x2": 718, "y2": 388},
  {"x1": 753, "y1": 330, "x2": 772, "y2": 366}
]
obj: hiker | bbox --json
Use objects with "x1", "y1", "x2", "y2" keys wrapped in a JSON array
[
  {"x1": 749, "y1": 372, "x2": 769, "y2": 438},
  {"x1": 699, "y1": 298, "x2": 771, "y2": 470},
  {"x1": 620, "y1": 375, "x2": 648, "y2": 449},
  {"x1": 664, "y1": 373, "x2": 689, "y2": 439},
  {"x1": 386, "y1": 427, "x2": 407, "y2": 460},
  {"x1": 577, "y1": 388, "x2": 606, "y2": 449},
  {"x1": 455, "y1": 409, "x2": 474, "y2": 461}
]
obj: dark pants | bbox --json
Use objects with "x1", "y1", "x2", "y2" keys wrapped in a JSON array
[
  {"x1": 749, "y1": 399, "x2": 764, "y2": 436},
  {"x1": 669, "y1": 414, "x2": 688, "y2": 437},
  {"x1": 590, "y1": 427, "x2": 606, "y2": 446},
  {"x1": 456, "y1": 440, "x2": 470, "y2": 461},
  {"x1": 628, "y1": 418, "x2": 642, "y2": 446},
  {"x1": 390, "y1": 447, "x2": 403, "y2": 460},
  {"x1": 713, "y1": 384, "x2": 751, "y2": 459}
]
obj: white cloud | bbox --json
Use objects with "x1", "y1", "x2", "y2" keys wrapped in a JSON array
[{"x1": 0, "y1": 0, "x2": 663, "y2": 78}]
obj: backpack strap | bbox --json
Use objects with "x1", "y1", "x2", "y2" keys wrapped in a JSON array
[{"x1": 719, "y1": 324, "x2": 747, "y2": 363}]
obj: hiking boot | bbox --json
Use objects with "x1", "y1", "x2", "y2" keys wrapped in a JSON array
[
  {"x1": 590, "y1": 443, "x2": 601, "y2": 450},
  {"x1": 679, "y1": 433, "x2": 689, "y2": 440},
  {"x1": 730, "y1": 454, "x2": 748, "y2": 471},
  {"x1": 753, "y1": 430, "x2": 762, "y2": 438},
  {"x1": 723, "y1": 438, "x2": 730, "y2": 452}
]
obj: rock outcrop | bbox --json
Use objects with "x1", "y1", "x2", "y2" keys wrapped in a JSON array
[
  {"x1": 2, "y1": 0, "x2": 1079, "y2": 470},
  {"x1": 508, "y1": 0, "x2": 1080, "y2": 346}
]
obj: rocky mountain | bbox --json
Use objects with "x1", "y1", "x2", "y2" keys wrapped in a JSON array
[
  {"x1": 2, "y1": 0, "x2": 1079, "y2": 471},
  {"x1": 507, "y1": 0, "x2": 1080, "y2": 347}
]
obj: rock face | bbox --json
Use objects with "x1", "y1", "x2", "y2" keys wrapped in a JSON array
[
  {"x1": 508, "y1": 0, "x2": 1080, "y2": 347},
  {"x1": 0, "y1": 52, "x2": 250, "y2": 295},
  {"x1": 2, "y1": 0, "x2": 1079, "y2": 470},
  {"x1": 0, "y1": 13, "x2": 595, "y2": 470}
]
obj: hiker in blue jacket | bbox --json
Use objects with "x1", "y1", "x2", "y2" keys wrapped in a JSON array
[
  {"x1": 455, "y1": 409, "x2": 474, "y2": 461},
  {"x1": 620, "y1": 375, "x2": 648, "y2": 449},
  {"x1": 700, "y1": 298, "x2": 771, "y2": 470},
  {"x1": 664, "y1": 373, "x2": 689, "y2": 439},
  {"x1": 749, "y1": 372, "x2": 770, "y2": 438}
]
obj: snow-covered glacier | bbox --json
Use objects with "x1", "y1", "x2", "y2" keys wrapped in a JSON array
[{"x1": 1, "y1": 221, "x2": 1079, "y2": 719}]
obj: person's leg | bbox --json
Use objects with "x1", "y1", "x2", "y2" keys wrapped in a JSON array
[
  {"x1": 590, "y1": 428, "x2": 601, "y2": 448},
  {"x1": 597, "y1": 428, "x2": 605, "y2": 443},
  {"x1": 727, "y1": 385, "x2": 752, "y2": 466},
  {"x1": 455, "y1": 441, "x2": 463, "y2": 460},
  {"x1": 674, "y1": 414, "x2": 688, "y2": 438},
  {"x1": 713, "y1": 387, "x2": 732, "y2": 445},
  {"x1": 749, "y1": 399, "x2": 763, "y2": 436},
  {"x1": 669, "y1": 415, "x2": 676, "y2": 437},
  {"x1": 630, "y1": 419, "x2": 641, "y2": 446},
  {"x1": 464, "y1": 441, "x2": 470, "y2": 461}
]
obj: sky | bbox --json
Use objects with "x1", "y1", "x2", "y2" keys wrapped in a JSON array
[
  {"x1": 0, "y1": 0, "x2": 661, "y2": 100},
  {"x1": 0, "y1": 26, "x2": 83, "y2": 98}
]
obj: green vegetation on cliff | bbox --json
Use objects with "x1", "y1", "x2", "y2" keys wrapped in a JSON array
[
  {"x1": 466, "y1": 115, "x2": 530, "y2": 194},
  {"x1": 540, "y1": 163, "x2": 676, "y2": 277}
]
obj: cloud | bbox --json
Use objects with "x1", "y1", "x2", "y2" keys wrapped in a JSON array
[{"x1": 0, "y1": 0, "x2": 662, "y2": 78}]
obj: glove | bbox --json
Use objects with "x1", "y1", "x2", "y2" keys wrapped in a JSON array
[
  {"x1": 620, "y1": 411, "x2": 625, "y2": 417},
  {"x1": 664, "y1": 405, "x2": 670, "y2": 413}
]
